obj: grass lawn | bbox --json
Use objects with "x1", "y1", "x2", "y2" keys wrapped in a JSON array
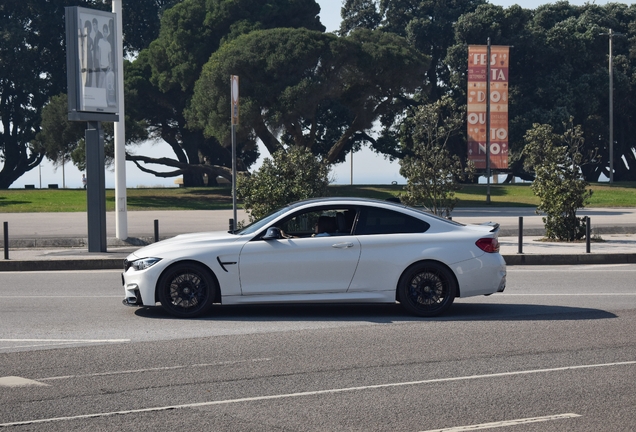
[{"x1": 0, "y1": 182, "x2": 635, "y2": 213}]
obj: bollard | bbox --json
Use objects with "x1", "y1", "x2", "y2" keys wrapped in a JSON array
[
  {"x1": 3, "y1": 221, "x2": 8, "y2": 260},
  {"x1": 229, "y1": 218, "x2": 234, "y2": 232},
  {"x1": 154, "y1": 219, "x2": 159, "y2": 243},
  {"x1": 518, "y1": 217, "x2": 523, "y2": 254},
  {"x1": 586, "y1": 216, "x2": 591, "y2": 253}
]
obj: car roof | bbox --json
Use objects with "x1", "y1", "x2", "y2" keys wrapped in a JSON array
[
  {"x1": 286, "y1": 197, "x2": 465, "y2": 227},
  {"x1": 288, "y1": 196, "x2": 405, "y2": 209}
]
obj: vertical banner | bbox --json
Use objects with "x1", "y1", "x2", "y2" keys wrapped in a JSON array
[{"x1": 467, "y1": 45, "x2": 509, "y2": 169}]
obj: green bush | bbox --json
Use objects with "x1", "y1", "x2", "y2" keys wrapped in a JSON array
[
  {"x1": 237, "y1": 146, "x2": 330, "y2": 222},
  {"x1": 523, "y1": 121, "x2": 593, "y2": 241}
]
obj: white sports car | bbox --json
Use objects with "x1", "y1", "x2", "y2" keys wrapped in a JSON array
[{"x1": 122, "y1": 198, "x2": 506, "y2": 318}]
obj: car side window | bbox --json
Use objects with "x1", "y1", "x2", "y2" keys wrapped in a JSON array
[
  {"x1": 277, "y1": 207, "x2": 356, "y2": 238},
  {"x1": 278, "y1": 211, "x2": 319, "y2": 237},
  {"x1": 354, "y1": 207, "x2": 430, "y2": 235}
]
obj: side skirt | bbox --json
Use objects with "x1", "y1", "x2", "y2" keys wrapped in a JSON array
[{"x1": 222, "y1": 291, "x2": 396, "y2": 305}]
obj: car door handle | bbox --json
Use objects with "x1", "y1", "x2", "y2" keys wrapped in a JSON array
[{"x1": 332, "y1": 242, "x2": 354, "y2": 249}]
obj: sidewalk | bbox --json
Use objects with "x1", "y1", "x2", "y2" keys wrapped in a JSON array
[{"x1": 1, "y1": 208, "x2": 635, "y2": 270}]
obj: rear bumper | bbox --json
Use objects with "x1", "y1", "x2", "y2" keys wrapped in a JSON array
[{"x1": 497, "y1": 273, "x2": 506, "y2": 292}]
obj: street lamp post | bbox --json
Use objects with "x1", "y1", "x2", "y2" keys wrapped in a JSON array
[
  {"x1": 486, "y1": 38, "x2": 491, "y2": 204},
  {"x1": 112, "y1": 0, "x2": 127, "y2": 239},
  {"x1": 600, "y1": 28, "x2": 624, "y2": 184}
]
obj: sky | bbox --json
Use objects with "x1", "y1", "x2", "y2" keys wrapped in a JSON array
[{"x1": 10, "y1": 0, "x2": 635, "y2": 189}]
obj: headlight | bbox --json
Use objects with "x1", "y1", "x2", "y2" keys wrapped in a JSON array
[{"x1": 130, "y1": 257, "x2": 162, "y2": 271}]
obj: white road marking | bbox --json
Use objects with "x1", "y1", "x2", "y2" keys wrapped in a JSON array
[
  {"x1": 508, "y1": 265, "x2": 636, "y2": 271},
  {"x1": 0, "y1": 377, "x2": 49, "y2": 388},
  {"x1": 420, "y1": 413, "x2": 581, "y2": 432},
  {"x1": 0, "y1": 339, "x2": 130, "y2": 351},
  {"x1": 37, "y1": 358, "x2": 272, "y2": 382},
  {"x1": 0, "y1": 360, "x2": 633, "y2": 428},
  {"x1": 0, "y1": 339, "x2": 129, "y2": 343},
  {"x1": 0, "y1": 296, "x2": 122, "y2": 298},
  {"x1": 0, "y1": 270, "x2": 122, "y2": 275},
  {"x1": 501, "y1": 293, "x2": 636, "y2": 296}
]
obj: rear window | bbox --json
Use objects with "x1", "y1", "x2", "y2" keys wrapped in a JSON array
[{"x1": 355, "y1": 207, "x2": 430, "y2": 235}]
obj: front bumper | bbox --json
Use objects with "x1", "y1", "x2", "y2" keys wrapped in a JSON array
[
  {"x1": 121, "y1": 256, "x2": 167, "y2": 307},
  {"x1": 122, "y1": 279, "x2": 143, "y2": 307}
]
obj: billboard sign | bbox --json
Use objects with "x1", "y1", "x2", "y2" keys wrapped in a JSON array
[{"x1": 65, "y1": 7, "x2": 119, "y2": 121}]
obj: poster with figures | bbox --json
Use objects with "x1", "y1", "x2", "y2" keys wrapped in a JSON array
[
  {"x1": 65, "y1": 6, "x2": 119, "y2": 118},
  {"x1": 467, "y1": 45, "x2": 509, "y2": 170}
]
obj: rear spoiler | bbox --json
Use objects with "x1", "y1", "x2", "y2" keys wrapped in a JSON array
[{"x1": 480, "y1": 222, "x2": 500, "y2": 232}]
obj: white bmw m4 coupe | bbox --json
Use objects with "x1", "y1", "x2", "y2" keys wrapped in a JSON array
[{"x1": 122, "y1": 198, "x2": 506, "y2": 318}]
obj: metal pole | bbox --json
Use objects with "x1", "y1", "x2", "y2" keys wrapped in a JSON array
[
  {"x1": 350, "y1": 150, "x2": 353, "y2": 185},
  {"x1": 154, "y1": 219, "x2": 159, "y2": 243},
  {"x1": 518, "y1": 217, "x2": 523, "y2": 254},
  {"x1": 3, "y1": 222, "x2": 8, "y2": 260},
  {"x1": 86, "y1": 121, "x2": 107, "y2": 252},
  {"x1": 230, "y1": 75, "x2": 239, "y2": 232},
  {"x1": 231, "y1": 124, "x2": 237, "y2": 232},
  {"x1": 113, "y1": 0, "x2": 128, "y2": 239},
  {"x1": 600, "y1": 29, "x2": 625, "y2": 183},
  {"x1": 486, "y1": 38, "x2": 491, "y2": 204},
  {"x1": 586, "y1": 216, "x2": 591, "y2": 253},
  {"x1": 609, "y1": 29, "x2": 614, "y2": 184}
]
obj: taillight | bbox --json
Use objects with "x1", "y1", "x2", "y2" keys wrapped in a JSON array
[{"x1": 476, "y1": 237, "x2": 499, "y2": 253}]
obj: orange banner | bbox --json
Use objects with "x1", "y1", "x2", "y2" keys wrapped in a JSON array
[{"x1": 467, "y1": 45, "x2": 509, "y2": 169}]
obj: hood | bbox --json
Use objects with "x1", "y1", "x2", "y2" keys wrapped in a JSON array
[{"x1": 126, "y1": 230, "x2": 243, "y2": 260}]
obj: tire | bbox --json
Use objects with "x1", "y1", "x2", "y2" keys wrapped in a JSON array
[
  {"x1": 157, "y1": 263, "x2": 217, "y2": 318},
  {"x1": 398, "y1": 261, "x2": 457, "y2": 317}
]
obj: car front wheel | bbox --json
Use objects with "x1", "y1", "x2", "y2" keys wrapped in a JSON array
[
  {"x1": 157, "y1": 263, "x2": 217, "y2": 318},
  {"x1": 398, "y1": 262, "x2": 456, "y2": 317}
]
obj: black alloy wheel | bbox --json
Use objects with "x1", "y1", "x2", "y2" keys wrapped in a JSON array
[
  {"x1": 157, "y1": 263, "x2": 217, "y2": 318},
  {"x1": 398, "y1": 261, "x2": 456, "y2": 317}
]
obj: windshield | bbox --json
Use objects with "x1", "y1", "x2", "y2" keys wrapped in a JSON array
[{"x1": 235, "y1": 206, "x2": 290, "y2": 236}]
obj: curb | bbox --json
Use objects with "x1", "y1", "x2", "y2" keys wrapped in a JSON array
[
  {"x1": 0, "y1": 259, "x2": 123, "y2": 272},
  {"x1": 1, "y1": 254, "x2": 635, "y2": 272},
  {"x1": 0, "y1": 236, "x2": 162, "y2": 249},
  {"x1": 502, "y1": 253, "x2": 636, "y2": 265}
]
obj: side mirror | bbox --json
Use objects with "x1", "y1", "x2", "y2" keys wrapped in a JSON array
[{"x1": 262, "y1": 227, "x2": 282, "y2": 240}]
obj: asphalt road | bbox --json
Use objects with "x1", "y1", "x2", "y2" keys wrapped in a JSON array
[{"x1": 1, "y1": 265, "x2": 636, "y2": 431}]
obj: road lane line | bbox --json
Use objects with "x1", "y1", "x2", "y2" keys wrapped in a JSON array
[
  {"x1": 500, "y1": 293, "x2": 636, "y2": 296},
  {"x1": 0, "y1": 270, "x2": 122, "y2": 275},
  {"x1": 0, "y1": 339, "x2": 129, "y2": 343},
  {"x1": 420, "y1": 413, "x2": 581, "y2": 432},
  {"x1": 508, "y1": 265, "x2": 636, "y2": 272},
  {"x1": 1, "y1": 360, "x2": 633, "y2": 428},
  {"x1": 0, "y1": 295, "x2": 121, "y2": 298},
  {"x1": 37, "y1": 358, "x2": 272, "y2": 381},
  {"x1": 0, "y1": 339, "x2": 130, "y2": 351},
  {"x1": 0, "y1": 377, "x2": 50, "y2": 388}
]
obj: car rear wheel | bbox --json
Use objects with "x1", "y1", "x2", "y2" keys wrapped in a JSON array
[
  {"x1": 398, "y1": 262, "x2": 456, "y2": 317},
  {"x1": 157, "y1": 263, "x2": 217, "y2": 318}
]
